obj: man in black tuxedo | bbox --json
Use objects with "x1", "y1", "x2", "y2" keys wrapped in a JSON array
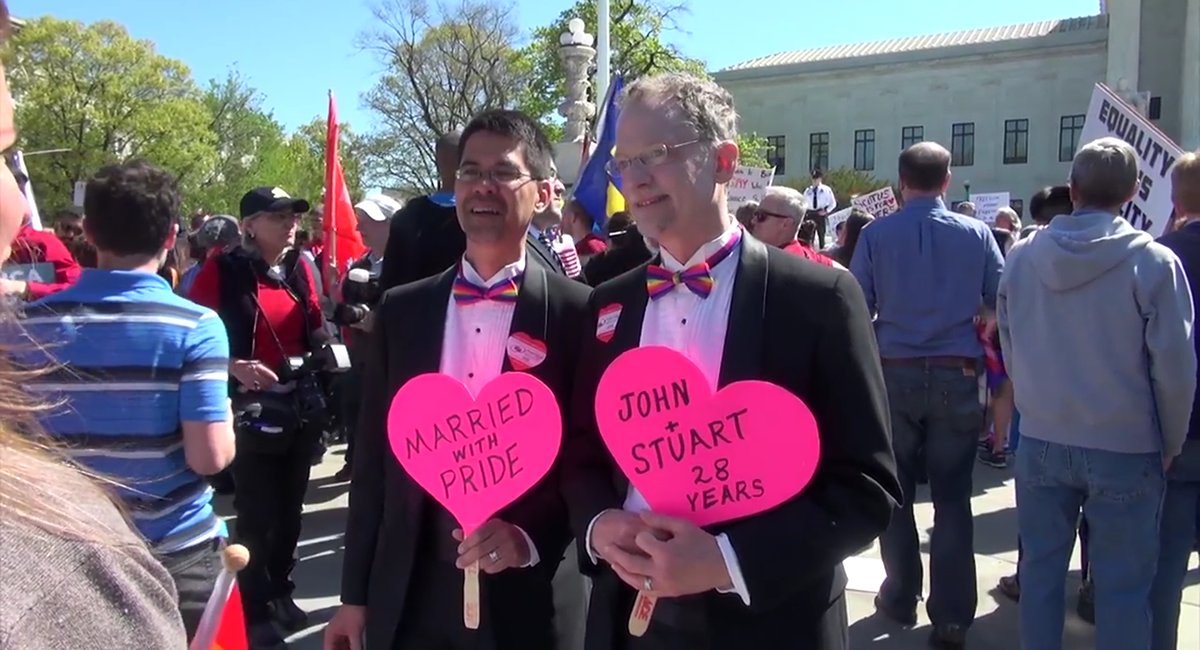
[
  {"x1": 560, "y1": 72, "x2": 901, "y2": 650},
  {"x1": 325, "y1": 109, "x2": 590, "y2": 650}
]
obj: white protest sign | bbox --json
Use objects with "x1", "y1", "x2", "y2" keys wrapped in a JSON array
[
  {"x1": 969, "y1": 192, "x2": 1010, "y2": 225},
  {"x1": 1079, "y1": 83, "x2": 1184, "y2": 238},
  {"x1": 1, "y1": 262, "x2": 54, "y2": 284},
  {"x1": 727, "y1": 165, "x2": 775, "y2": 210},
  {"x1": 73, "y1": 181, "x2": 86, "y2": 207},
  {"x1": 850, "y1": 187, "x2": 899, "y2": 218},
  {"x1": 824, "y1": 207, "x2": 853, "y2": 245}
]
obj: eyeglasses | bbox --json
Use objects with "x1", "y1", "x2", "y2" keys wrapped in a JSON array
[
  {"x1": 606, "y1": 140, "x2": 702, "y2": 177},
  {"x1": 753, "y1": 208, "x2": 794, "y2": 223},
  {"x1": 455, "y1": 167, "x2": 535, "y2": 186}
]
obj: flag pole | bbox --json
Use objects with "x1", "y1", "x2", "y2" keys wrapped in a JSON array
[
  {"x1": 189, "y1": 544, "x2": 249, "y2": 650},
  {"x1": 325, "y1": 90, "x2": 339, "y2": 298},
  {"x1": 595, "y1": 0, "x2": 610, "y2": 107}
]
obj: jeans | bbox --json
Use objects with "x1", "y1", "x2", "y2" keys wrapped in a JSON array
[
  {"x1": 877, "y1": 361, "x2": 983, "y2": 627},
  {"x1": 231, "y1": 435, "x2": 316, "y2": 624},
  {"x1": 1150, "y1": 479, "x2": 1200, "y2": 650},
  {"x1": 158, "y1": 537, "x2": 224, "y2": 638},
  {"x1": 1016, "y1": 437, "x2": 1164, "y2": 650}
]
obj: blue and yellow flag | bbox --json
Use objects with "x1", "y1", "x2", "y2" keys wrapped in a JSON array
[{"x1": 574, "y1": 76, "x2": 625, "y2": 231}]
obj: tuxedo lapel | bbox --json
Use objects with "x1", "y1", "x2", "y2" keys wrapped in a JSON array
[
  {"x1": 717, "y1": 235, "x2": 768, "y2": 387},
  {"x1": 501, "y1": 263, "x2": 549, "y2": 374},
  {"x1": 526, "y1": 231, "x2": 565, "y2": 275},
  {"x1": 605, "y1": 267, "x2": 649, "y2": 353},
  {"x1": 404, "y1": 266, "x2": 456, "y2": 377}
]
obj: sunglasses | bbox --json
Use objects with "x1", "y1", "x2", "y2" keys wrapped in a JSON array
[{"x1": 752, "y1": 208, "x2": 793, "y2": 223}]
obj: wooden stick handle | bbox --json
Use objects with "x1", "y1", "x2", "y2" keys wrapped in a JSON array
[
  {"x1": 627, "y1": 591, "x2": 657, "y2": 637},
  {"x1": 189, "y1": 544, "x2": 250, "y2": 650},
  {"x1": 463, "y1": 560, "x2": 481, "y2": 629}
]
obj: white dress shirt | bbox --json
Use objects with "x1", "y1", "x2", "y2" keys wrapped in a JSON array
[
  {"x1": 439, "y1": 254, "x2": 540, "y2": 567},
  {"x1": 587, "y1": 226, "x2": 753, "y2": 605},
  {"x1": 804, "y1": 183, "x2": 837, "y2": 213}
]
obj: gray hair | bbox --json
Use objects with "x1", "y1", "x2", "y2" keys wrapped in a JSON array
[
  {"x1": 764, "y1": 186, "x2": 809, "y2": 220},
  {"x1": 239, "y1": 212, "x2": 290, "y2": 263},
  {"x1": 620, "y1": 72, "x2": 739, "y2": 142},
  {"x1": 1070, "y1": 137, "x2": 1140, "y2": 210}
]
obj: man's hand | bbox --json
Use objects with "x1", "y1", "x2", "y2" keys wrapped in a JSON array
[
  {"x1": 589, "y1": 509, "x2": 654, "y2": 561},
  {"x1": 351, "y1": 311, "x2": 375, "y2": 332},
  {"x1": 603, "y1": 511, "x2": 732, "y2": 598},
  {"x1": 978, "y1": 306, "x2": 998, "y2": 341},
  {"x1": 453, "y1": 519, "x2": 531, "y2": 574},
  {"x1": 229, "y1": 359, "x2": 279, "y2": 390},
  {"x1": 323, "y1": 604, "x2": 366, "y2": 650},
  {"x1": 0, "y1": 278, "x2": 27, "y2": 297}
]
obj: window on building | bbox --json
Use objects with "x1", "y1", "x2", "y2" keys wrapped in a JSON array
[
  {"x1": 764, "y1": 135, "x2": 786, "y2": 175},
  {"x1": 853, "y1": 129, "x2": 876, "y2": 171},
  {"x1": 809, "y1": 132, "x2": 830, "y2": 173},
  {"x1": 951, "y1": 122, "x2": 975, "y2": 167},
  {"x1": 1010, "y1": 199, "x2": 1024, "y2": 218},
  {"x1": 901, "y1": 125, "x2": 924, "y2": 149},
  {"x1": 1148, "y1": 96, "x2": 1162, "y2": 120},
  {"x1": 1003, "y1": 119, "x2": 1029, "y2": 165},
  {"x1": 1059, "y1": 115, "x2": 1085, "y2": 162}
]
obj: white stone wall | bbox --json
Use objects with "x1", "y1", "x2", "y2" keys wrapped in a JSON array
[{"x1": 718, "y1": 44, "x2": 1108, "y2": 214}]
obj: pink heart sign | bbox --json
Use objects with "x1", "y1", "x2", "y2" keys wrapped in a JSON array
[
  {"x1": 387, "y1": 372, "x2": 562, "y2": 536},
  {"x1": 594, "y1": 346, "x2": 821, "y2": 527}
]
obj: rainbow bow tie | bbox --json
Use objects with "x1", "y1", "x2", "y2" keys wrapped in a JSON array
[
  {"x1": 646, "y1": 263, "x2": 715, "y2": 300},
  {"x1": 453, "y1": 275, "x2": 520, "y2": 305}
]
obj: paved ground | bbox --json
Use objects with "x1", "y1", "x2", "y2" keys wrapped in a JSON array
[{"x1": 215, "y1": 447, "x2": 1200, "y2": 649}]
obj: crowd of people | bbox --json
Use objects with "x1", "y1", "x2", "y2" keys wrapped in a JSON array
[{"x1": 0, "y1": 2, "x2": 1198, "y2": 649}]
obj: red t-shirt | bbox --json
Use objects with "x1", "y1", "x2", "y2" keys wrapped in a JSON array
[
  {"x1": 575, "y1": 233, "x2": 608, "y2": 257},
  {"x1": 781, "y1": 240, "x2": 836, "y2": 267},
  {"x1": 8, "y1": 223, "x2": 83, "y2": 299},
  {"x1": 188, "y1": 255, "x2": 322, "y2": 371}
]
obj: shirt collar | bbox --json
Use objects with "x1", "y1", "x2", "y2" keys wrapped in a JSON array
[
  {"x1": 660, "y1": 225, "x2": 742, "y2": 271},
  {"x1": 72, "y1": 269, "x2": 171, "y2": 293},
  {"x1": 460, "y1": 254, "x2": 526, "y2": 286}
]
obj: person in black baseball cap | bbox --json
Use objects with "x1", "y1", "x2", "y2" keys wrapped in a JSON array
[
  {"x1": 239, "y1": 186, "x2": 311, "y2": 218},
  {"x1": 238, "y1": 187, "x2": 310, "y2": 265}
]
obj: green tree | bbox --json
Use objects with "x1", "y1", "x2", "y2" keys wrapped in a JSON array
[
  {"x1": 736, "y1": 132, "x2": 769, "y2": 168},
  {"x1": 285, "y1": 116, "x2": 370, "y2": 204},
  {"x1": 4, "y1": 17, "x2": 217, "y2": 214},
  {"x1": 780, "y1": 167, "x2": 892, "y2": 210},
  {"x1": 359, "y1": 0, "x2": 531, "y2": 194}
]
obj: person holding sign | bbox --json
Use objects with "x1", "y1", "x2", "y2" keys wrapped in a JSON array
[
  {"x1": 325, "y1": 110, "x2": 590, "y2": 650},
  {"x1": 561, "y1": 72, "x2": 900, "y2": 650}
]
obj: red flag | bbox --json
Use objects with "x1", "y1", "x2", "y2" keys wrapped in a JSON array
[
  {"x1": 210, "y1": 583, "x2": 248, "y2": 650},
  {"x1": 322, "y1": 92, "x2": 367, "y2": 295}
]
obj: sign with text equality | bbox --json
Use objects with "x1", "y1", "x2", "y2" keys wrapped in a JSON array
[
  {"x1": 727, "y1": 165, "x2": 775, "y2": 211},
  {"x1": 594, "y1": 346, "x2": 821, "y2": 527},
  {"x1": 1079, "y1": 83, "x2": 1184, "y2": 238},
  {"x1": 387, "y1": 372, "x2": 562, "y2": 536},
  {"x1": 851, "y1": 187, "x2": 899, "y2": 218}
]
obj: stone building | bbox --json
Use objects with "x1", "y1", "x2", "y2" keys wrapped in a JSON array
[{"x1": 713, "y1": 0, "x2": 1199, "y2": 215}]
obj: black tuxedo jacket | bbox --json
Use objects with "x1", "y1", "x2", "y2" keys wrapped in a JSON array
[
  {"x1": 379, "y1": 196, "x2": 465, "y2": 292},
  {"x1": 342, "y1": 262, "x2": 591, "y2": 649},
  {"x1": 561, "y1": 234, "x2": 901, "y2": 650}
]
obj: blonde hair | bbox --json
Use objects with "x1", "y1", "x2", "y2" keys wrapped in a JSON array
[{"x1": 1172, "y1": 151, "x2": 1200, "y2": 216}]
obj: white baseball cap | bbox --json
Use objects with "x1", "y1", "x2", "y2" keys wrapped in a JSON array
[{"x1": 354, "y1": 193, "x2": 404, "y2": 222}]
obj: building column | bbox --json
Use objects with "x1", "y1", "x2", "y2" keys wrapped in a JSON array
[
  {"x1": 1181, "y1": 0, "x2": 1200, "y2": 150},
  {"x1": 1105, "y1": 0, "x2": 1141, "y2": 92}
]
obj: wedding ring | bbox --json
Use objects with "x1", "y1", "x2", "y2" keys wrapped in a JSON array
[
  {"x1": 488, "y1": 551, "x2": 500, "y2": 563},
  {"x1": 643, "y1": 576, "x2": 653, "y2": 592}
]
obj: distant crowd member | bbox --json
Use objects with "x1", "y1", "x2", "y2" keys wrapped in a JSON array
[
  {"x1": 1020, "y1": 185, "x2": 1073, "y2": 240},
  {"x1": 0, "y1": 213, "x2": 82, "y2": 300},
  {"x1": 52, "y1": 206, "x2": 84, "y2": 244},
  {"x1": 829, "y1": 208, "x2": 874, "y2": 268},
  {"x1": 560, "y1": 198, "x2": 607, "y2": 265},
  {"x1": 582, "y1": 211, "x2": 653, "y2": 286},
  {"x1": 1000, "y1": 137, "x2": 1195, "y2": 650},
  {"x1": 802, "y1": 168, "x2": 837, "y2": 248},
  {"x1": 852, "y1": 142, "x2": 1004, "y2": 649},
  {"x1": 957, "y1": 201, "x2": 977, "y2": 217},
  {"x1": 17, "y1": 160, "x2": 236, "y2": 638},
  {"x1": 734, "y1": 200, "x2": 758, "y2": 228},
  {"x1": 751, "y1": 186, "x2": 839, "y2": 267},
  {"x1": 994, "y1": 206, "x2": 1020, "y2": 232},
  {"x1": 1150, "y1": 149, "x2": 1200, "y2": 650},
  {"x1": 380, "y1": 130, "x2": 465, "y2": 290}
]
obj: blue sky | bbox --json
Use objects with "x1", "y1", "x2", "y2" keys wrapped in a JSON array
[{"x1": 16, "y1": 0, "x2": 1101, "y2": 132}]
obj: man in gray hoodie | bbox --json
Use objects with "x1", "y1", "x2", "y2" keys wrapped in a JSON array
[{"x1": 998, "y1": 136, "x2": 1196, "y2": 650}]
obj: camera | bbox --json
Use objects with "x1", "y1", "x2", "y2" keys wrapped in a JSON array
[
  {"x1": 279, "y1": 341, "x2": 353, "y2": 423},
  {"x1": 233, "y1": 341, "x2": 352, "y2": 446},
  {"x1": 332, "y1": 267, "x2": 382, "y2": 326}
]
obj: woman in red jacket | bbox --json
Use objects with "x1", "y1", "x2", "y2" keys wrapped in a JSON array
[{"x1": 188, "y1": 186, "x2": 326, "y2": 650}]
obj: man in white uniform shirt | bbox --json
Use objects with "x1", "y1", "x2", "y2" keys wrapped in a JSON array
[
  {"x1": 804, "y1": 169, "x2": 837, "y2": 249},
  {"x1": 326, "y1": 109, "x2": 591, "y2": 650},
  {"x1": 560, "y1": 71, "x2": 900, "y2": 650}
]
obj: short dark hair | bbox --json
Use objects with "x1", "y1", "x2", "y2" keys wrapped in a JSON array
[
  {"x1": 1028, "y1": 185, "x2": 1073, "y2": 224},
  {"x1": 459, "y1": 110, "x2": 555, "y2": 180},
  {"x1": 898, "y1": 143, "x2": 951, "y2": 192},
  {"x1": 83, "y1": 160, "x2": 181, "y2": 257}
]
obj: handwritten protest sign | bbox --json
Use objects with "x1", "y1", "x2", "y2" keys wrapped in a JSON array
[
  {"x1": 824, "y1": 207, "x2": 853, "y2": 245},
  {"x1": 387, "y1": 372, "x2": 562, "y2": 628},
  {"x1": 594, "y1": 346, "x2": 821, "y2": 635},
  {"x1": 727, "y1": 165, "x2": 775, "y2": 211},
  {"x1": 1, "y1": 262, "x2": 54, "y2": 284},
  {"x1": 969, "y1": 192, "x2": 1010, "y2": 225},
  {"x1": 850, "y1": 187, "x2": 899, "y2": 218},
  {"x1": 1079, "y1": 83, "x2": 1184, "y2": 238}
]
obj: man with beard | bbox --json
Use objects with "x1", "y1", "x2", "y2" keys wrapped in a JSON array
[
  {"x1": 560, "y1": 72, "x2": 900, "y2": 650},
  {"x1": 324, "y1": 109, "x2": 589, "y2": 650}
]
